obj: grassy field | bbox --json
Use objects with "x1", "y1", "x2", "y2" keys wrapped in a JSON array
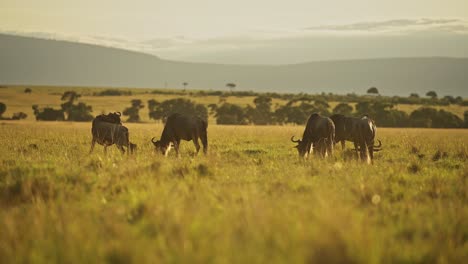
[
  {"x1": 1, "y1": 86, "x2": 467, "y2": 122},
  {"x1": 0, "y1": 121, "x2": 467, "y2": 263}
]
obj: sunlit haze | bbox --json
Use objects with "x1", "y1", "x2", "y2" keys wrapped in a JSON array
[{"x1": 2, "y1": 0, "x2": 468, "y2": 64}]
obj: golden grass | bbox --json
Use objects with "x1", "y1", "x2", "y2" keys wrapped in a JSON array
[{"x1": 0, "y1": 121, "x2": 467, "y2": 263}]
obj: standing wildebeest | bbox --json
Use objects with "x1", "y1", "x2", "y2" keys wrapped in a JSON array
[
  {"x1": 90, "y1": 112, "x2": 136, "y2": 154},
  {"x1": 330, "y1": 114, "x2": 382, "y2": 163},
  {"x1": 291, "y1": 113, "x2": 335, "y2": 158},
  {"x1": 152, "y1": 113, "x2": 208, "y2": 157}
]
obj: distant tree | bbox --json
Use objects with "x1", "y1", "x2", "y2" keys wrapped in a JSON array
[
  {"x1": 313, "y1": 99, "x2": 331, "y2": 115},
  {"x1": 246, "y1": 96, "x2": 273, "y2": 125},
  {"x1": 0, "y1": 102, "x2": 6, "y2": 117},
  {"x1": 410, "y1": 107, "x2": 462, "y2": 128},
  {"x1": 208, "y1": 103, "x2": 218, "y2": 115},
  {"x1": 215, "y1": 103, "x2": 247, "y2": 125},
  {"x1": 332, "y1": 103, "x2": 353, "y2": 116},
  {"x1": 32, "y1": 105, "x2": 65, "y2": 121},
  {"x1": 409, "y1": 93, "x2": 419, "y2": 98},
  {"x1": 24, "y1": 88, "x2": 32, "y2": 94},
  {"x1": 183, "y1": 82, "x2": 188, "y2": 90},
  {"x1": 61, "y1": 91, "x2": 81, "y2": 103},
  {"x1": 226, "y1": 83, "x2": 236, "y2": 93},
  {"x1": 123, "y1": 99, "x2": 144, "y2": 122},
  {"x1": 367, "y1": 87, "x2": 379, "y2": 95},
  {"x1": 148, "y1": 98, "x2": 207, "y2": 122},
  {"x1": 355, "y1": 101, "x2": 373, "y2": 117},
  {"x1": 426, "y1": 91, "x2": 438, "y2": 99},
  {"x1": 60, "y1": 91, "x2": 93, "y2": 121},
  {"x1": 442, "y1": 95, "x2": 456, "y2": 104},
  {"x1": 94, "y1": 89, "x2": 132, "y2": 96},
  {"x1": 12, "y1": 112, "x2": 27, "y2": 120},
  {"x1": 464, "y1": 111, "x2": 468, "y2": 128},
  {"x1": 274, "y1": 103, "x2": 312, "y2": 125}
]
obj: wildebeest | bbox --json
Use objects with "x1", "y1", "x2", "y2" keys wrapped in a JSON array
[
  {"x1": 291, "y1": 113, "x2": 335, "y2": 158},
  {"x1": 152, "y1": 113, "x2": 208, "y2": 156},
  {"x1": 94, "y1": 112, "x2": 122, "y2": 125},
  {"x1": 90, "y1": 112, "x2": 136, "y2": 154},
  {"x1": 330, "y1": 114, "x2": 382, "y2": 163}
]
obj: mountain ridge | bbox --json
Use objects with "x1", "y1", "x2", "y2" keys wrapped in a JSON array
[{"x1": 1, "y1": 33, "x2": 467, "y2": 96}]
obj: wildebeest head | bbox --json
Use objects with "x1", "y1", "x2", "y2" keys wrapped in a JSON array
[
  {"x1": 152, "y1": 137, "x2": 171, "y2": 156},
  {"x1": 291, "y1": 136, "x2": 309, "y2": 157}
]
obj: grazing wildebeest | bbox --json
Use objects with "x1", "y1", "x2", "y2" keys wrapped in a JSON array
[
  {"x1": 291, "y1": 113, "x2": 335, "y2": 158},
  {"x1": 152, "y1": 113, "x2": 208, "y2": 157},
  {"x1": 330, "y1": 114, "x2": 382, "y2": 163},
  {"x1": 90, "y1": 113, "x2": 136, "y2": 154}
]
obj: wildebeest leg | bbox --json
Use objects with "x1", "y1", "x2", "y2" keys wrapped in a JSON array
[
  {"x1": 368, "y1": 142, "x2": 374, "y2": 164},
  {"x1": 341, "y1": 140, "x2": 345, "y2": 150},
  {"x1": 89, "y1": 138, "x2": 96, "y2": 154},
  {"x1": 116, "y1": 145, "x2": 125, "y2": 154},
  {"x1": 173, "y1": 140, "x2": 180, "y2": 157},
  {"x1": 104, "y1": 145, "x2": 108, "y2": 155},
  {"x1": 353, "y1": 141, "x2": 359, "y2": 159},
  {"x1": 361, "y1": 141, "x2": 370, "y2": 164},
  {"x1": 193, "y1": 137, "x2": 201, "y2": 154},
  {"x1": 327, "y1": 139, "x2": 333, "y2": 158},
  {"x1": 200, "y1": 132, "x2": 208, "y2": 154}
]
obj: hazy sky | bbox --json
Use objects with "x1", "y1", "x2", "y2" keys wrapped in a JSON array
[{"x1": 2, "y1": 0, "x2": 468, "y2": 64}]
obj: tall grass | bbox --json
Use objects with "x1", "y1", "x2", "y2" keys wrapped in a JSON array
[{"x1": 0, "y1": 121, "x2": 467, "y2": 263}]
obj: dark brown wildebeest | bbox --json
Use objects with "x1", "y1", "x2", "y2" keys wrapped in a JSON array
[
  {"x1": 90, "y1": 112, "x2": 136, "y2": 154},
  {"x1": 291, "y1": 113, "x2": 335, "y2": 158},
  {"x1": 94, "y1": 112, "x2": 122, "y2": 125},
  {"x1": 152, "y1": 113, "x2": 208, "y2": 157},
  {"x1": 330, "y1": 114, "x2": 381, "y2": 163}
]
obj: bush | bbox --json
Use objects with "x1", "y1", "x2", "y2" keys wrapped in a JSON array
[
  {"x1": 215, "y1": 103, "x2": 247, "y2": 125},
  {"x1": 60, "y1": 91, "x2": 93, "y2": 121},
  {"x1": 94, "y1": 89, "x2": 132, "y2": 96},
  {"x1": 123, "y1": 99, "x2": 144, "y2": 122},
  {"x1": 332, "y1": 103, "x2": 353, "y2": 116},
  {"x1": 12, "y1": 112, "x2": 28, "y2": 120},
  {"x1": 0, "y1": 102, "x2": 6, "y2": 117},
  {"x1": 410, "y1": 107, "x2": 463, "y2": 128},
  {"x1": 148, "y1": 98, "x2": 207, "y2": 122},
  {"x1": 32, "y1": 105, "x2": 65, "y2": 121}
]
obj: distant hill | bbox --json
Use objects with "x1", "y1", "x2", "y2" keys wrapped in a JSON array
[{"x1": 1, "y1": 33, "x2": 467, "y2": 96}]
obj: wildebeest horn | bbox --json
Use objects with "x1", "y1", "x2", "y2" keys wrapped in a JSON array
[
  {"x1": 291, "y1": 136, "x2": 301, "y2": 143},
  {"x1": 115, "y1": 112, "x2": 121, "y2": 116},
  {"x1": 373, "y1": 140, "x2": 382, "y2": 148},
  {"x1": 373, "y1": 140, "x2": 382, "y2": 151},
  {"x1": 151, "y1": 137, "x2": 157, "y2": 143}
]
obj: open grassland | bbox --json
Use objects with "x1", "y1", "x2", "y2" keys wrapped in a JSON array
[
  {"x1": 0, "y1": 121, "x2": 467, "y2": 263},
  {"x1": 1, "y1": 86, "x2": 467, "y2": 121}
]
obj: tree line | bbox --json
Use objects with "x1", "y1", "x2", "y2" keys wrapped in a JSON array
[{"x1": 2, "y1": 90, "x2": 467, "y2": 128}]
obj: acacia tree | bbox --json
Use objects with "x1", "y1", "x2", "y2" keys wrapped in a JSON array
[
  {"x1": 60, "y1": 91, "x2": 93, "y2": 121},
  {"x1": 426, "y1": 91, "x2": 438, "y2": 99},
  {"x1": 123, "y1": 99, "x2": 144, "y2": 122},
  {"x1": 367, "y1": 87, "x2": 379, "y2": 95},
  {"x1": 226, "y1": 83, "x2": 236, "y2": 93}
]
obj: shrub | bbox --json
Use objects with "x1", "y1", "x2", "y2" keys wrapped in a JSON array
[{"x1": 94, "y1": 89, "x2": 132, "y2": 96}]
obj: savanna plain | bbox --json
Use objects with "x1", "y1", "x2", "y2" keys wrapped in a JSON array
[{"x1": 0, "y1": 120, "x2": 467, "y2": 263}]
